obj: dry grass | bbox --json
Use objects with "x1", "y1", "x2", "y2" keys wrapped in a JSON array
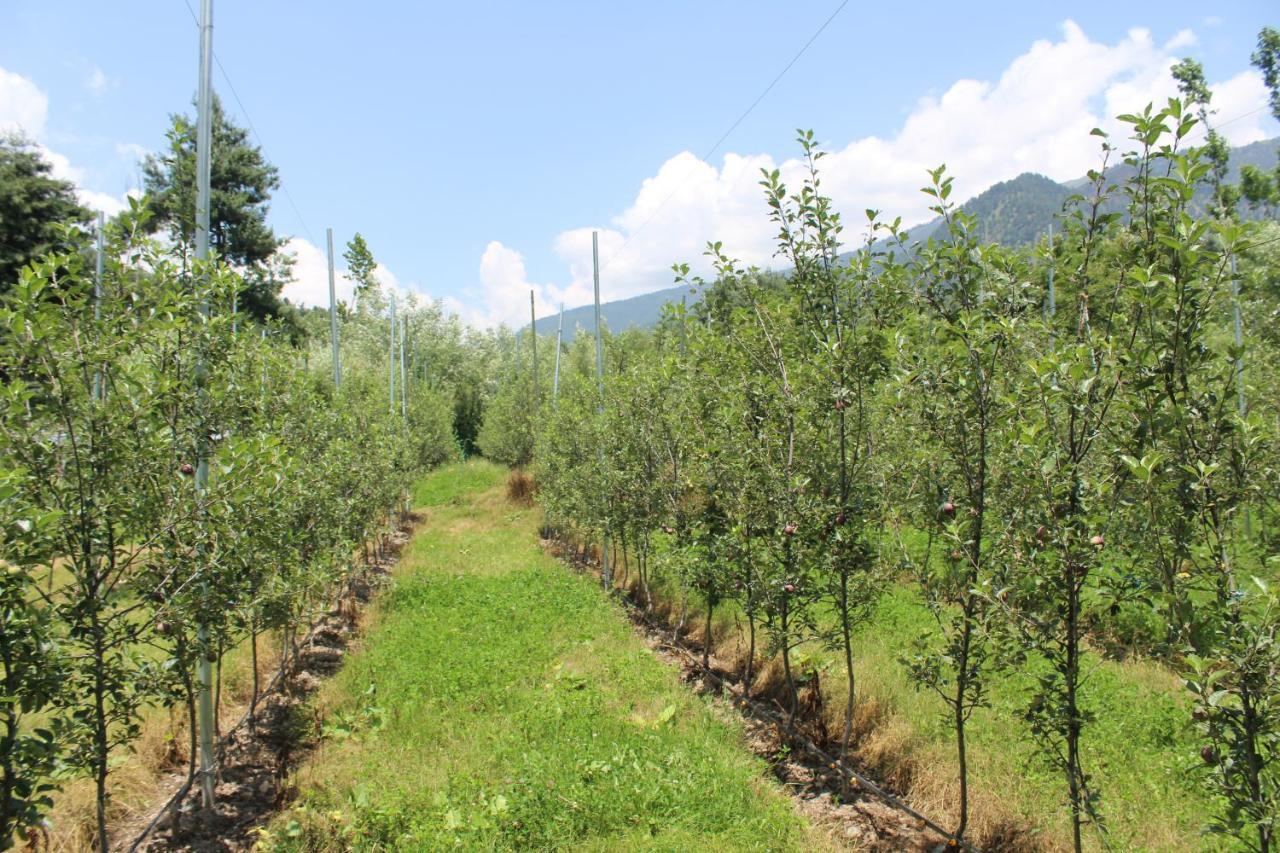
[
  {"x1": 21, "y1": 543, "x2": 293, "y2": 850},
  {"x1": 42, "y1": 629, "x2": 286, "y2": 851},
  {"x1": 606, "y1": 568, "x2": 1044, "y2": 852},
  {"x1": 549, "y1": 521, "x2": 1208, "y2": 849},
  {"x1": 703, "y1": 619, "x2": 1044, "y2": 851},
  {"x1": 505, "y1": 468, "x2": 536, "y2": 506}
]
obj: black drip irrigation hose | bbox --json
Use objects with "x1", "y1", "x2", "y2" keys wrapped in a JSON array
[{"x1": 557, "y1": 541, "x2": 980, "y2": 853}]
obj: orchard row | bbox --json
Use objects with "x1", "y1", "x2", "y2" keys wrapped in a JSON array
[
  {"x1": 503, "y1": 105, "x2": 1280, "y2": 851},
  {"x1": 0, "y1": 203, "x2": 459, "y2": 850}
]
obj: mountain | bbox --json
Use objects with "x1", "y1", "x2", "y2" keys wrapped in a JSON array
[
  {"x1": 905, "y1": 172, "x2": 1074, "y2": 246},
  {"x1": 531, "y1": 283, "x2": 691, "y2": 342},
  {"x1": 908, "y1": 137, "x2": 1279, "y2": 248},
  {"x1": 532, "y1": 138, "x2": 1279, "y2": 340},
  {"x1": 1062, "y1": 136, "x2": 1280, "y2": 192}
]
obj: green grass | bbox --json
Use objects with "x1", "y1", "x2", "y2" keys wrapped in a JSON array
[
  {"x1": 652, "y1": 554, "x2": 1219, "y2": 851},
  {"x1": 840, "y1": 585, "x2": 1211, "y2": 850},
  {"x1": 410, "y1": 459, "x2": 508, "y2": 508},
  {"x1": 265, "y1": 458, "x2": 1223, "y2": 850},
  {"x1": 262, "y1": 461, "x2": 822, "y2": 851}
]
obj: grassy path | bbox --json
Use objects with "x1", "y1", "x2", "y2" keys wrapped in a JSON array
[{"x1": 259, "y1": 462, "x2": 823, "y2": 851}]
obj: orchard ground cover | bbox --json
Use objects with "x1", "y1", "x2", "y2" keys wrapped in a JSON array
[
  {"x1": 260, "y1": 461, "x2": 825, "y2": 851},
  {"x1": 43, "y1": 629, "x2": 282, "y2": 850},
  {"x1": 630, "y1": 564, "x2": 1212, "y2": 851}
]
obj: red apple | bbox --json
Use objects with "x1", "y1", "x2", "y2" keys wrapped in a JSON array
[
  {"x1": 783, "y1": 523, "x2": 797, "y2": 536},
  {"x1": 783, "y1": 583, "x2": 796, "y2": 594},
  {"x1": 180, "y1": 463, "x2": 195, "y2": 477},
  {"x1": 1035, "y1": 525, "x2": 1048, "y2": 542},
  {"x1": 939, "y1": 501, "x2": 955, "y2": 518},
  {"x1": 1200, "y1": 745, "x2": 1218, "y2": 765},
  {"x1": 1090, "y1": 534, "x2": 1105, "y2": 548}
]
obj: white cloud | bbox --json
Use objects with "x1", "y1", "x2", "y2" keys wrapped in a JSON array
[
  {"x1": 38, "y1": 144, "x2": 83, "y2": 183},
  {"x1": 16, "y1": 138, "x2": 131, "y2": 216},
  {"x1": 279, "y1": 236, "x2": 357, "y2": 308},
  {"x1": 454, "y1": 151, "x2": 782, "y2": 328},
  {"x1": 76, "y1": 188, "x2": 129, "y2": 218},
  {"x1": 55, "y1": 143, "x2": 133, "y2": 215},
  {"x1": 278, "y1": 235, "x2": 434, "y2": 313},
  {"x1": 462, "y1": 20, "x2": 1280, "y2": 328},
  {"x1": 445, "y1": 241, "x2": 560, "y2": 329},
  {"x1": 464, "y1": 240, "x2": 559, "y2": 328},
  {"x1": 86, "y1": 66, "x2": 108, "y2": 97},
  {"x1": 116, "y1": 141, "x2": 150, "y2": 162},
  {"x1": 1165, "y1": 29, "x2": 1197, "y2": 51},
  {"x1": 0, "y1": 64, "x2": 136, "y2": 215},
  {"x1": 1207, "y1": 70, "x2": 1276, "y2": 145},
  {"x1": 816, "y1": 22, "x2": 1222, "y2": 224},
  {"x1": 0, "y1": 65, "x2": 48, "y2": 136}
]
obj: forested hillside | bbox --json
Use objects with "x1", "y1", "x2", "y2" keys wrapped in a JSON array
[{"x1": 536, "y1": 137, "x2": 1279, "y2": 341}]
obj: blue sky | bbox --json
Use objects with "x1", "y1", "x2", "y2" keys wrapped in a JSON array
[{"x1": 1, "y1": 2, "x2": 1277, "y2": 326}]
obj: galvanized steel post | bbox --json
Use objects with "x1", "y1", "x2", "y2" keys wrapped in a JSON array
[
  {"x1": 1047, "y1": 223, "x2": 1055, "y2": 350},
  {"x1": 93, "y1": 212, "x2": 104, "y2": 401},
  {"x1": 592, "y1": 232, "x2": 611, "y2": 590},
  {"x1": 530, "y1": 289, "x2": 539, "y2": 409},
  {"x1": 389, "y1": 290, "x2": 397, "y2": 416},
  {"x1": 1231, "y1": 255, "x2": 1251, "y2": 538},
  {"x1": 400, "y1": 313, "x2": 408, "y2": 422},
  {"x1": 193, "y1": 0, "x2": 217, "y2": 811},
  {"x1": 327, "y1": 228, "x2": 341, "y2": 388},
  {"x1": 552, "y1": 303, "x2": 564, "y2": 404}
]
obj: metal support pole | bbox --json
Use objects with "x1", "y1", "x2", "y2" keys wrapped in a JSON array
[
  {"x1": 530, "y1": 290, "x2": 539, "y2": 409},
  {"x1": 552, "y1": 303, "x2": 564, "y2": 404},
  {"x1": 1047, "y1": 223, "x2": 1056, "y2": 350},
  {"x1": 592, "y1": 231, "x2": 611, "y2": 590},
  {"x1": 400, "y1": 313, "x2": 409, "y2": 515},
  {"x1": 193, "y1": 0, "x2": 216, "y2": 811},
  {"x1": 592, "y1": 234, "x2": 604, "y2": 404},
  {"x1": 93, "y1": 211, "x2": 104, "y2": 401},
  {"x1": 326, "y1": 228, "x2": 341, "y2": 388},
  {"x1": 1231, "y1": 255, "x2": 1246, "y2": 417},
  {"x1": 1231, "y1": 255, "x2": 1251, "y2": 538},
  {"x1": 400, "y1": 313, "x2": 408, "y2": 422},
  {"x1": 680, "y1": 294, "x2": 688, "y2": 355},
  {"x1": 389, "y1": 291, "x2": 397, "y2": 416}
]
